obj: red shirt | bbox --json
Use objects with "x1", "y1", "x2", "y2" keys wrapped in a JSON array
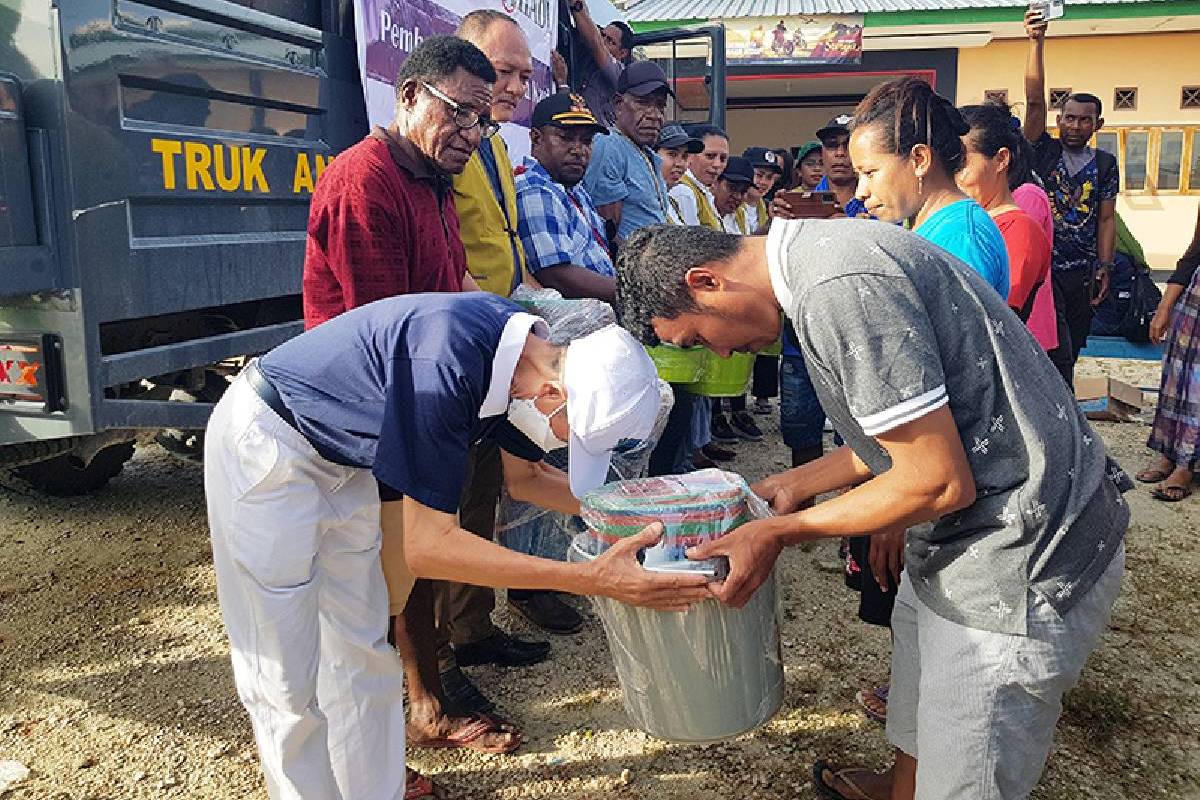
[
  {"x1": 303, "y1": 127, "x2": 466, "y2": 328},
  {"x1": 994, "y1": 208, "x2": 1051, "y2": 322}
]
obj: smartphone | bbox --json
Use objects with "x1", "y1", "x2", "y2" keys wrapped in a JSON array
[
  {"x1": 776, "y1": 190, "x2": 841, "y2": 219},
  {"x1": 1029, "y1": 0, "x2": 1064, "y2": 21}
]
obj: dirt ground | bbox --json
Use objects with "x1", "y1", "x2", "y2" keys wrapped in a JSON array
[{"x1": 0, "y1": 357, "x2": 1197, "y2": 800}]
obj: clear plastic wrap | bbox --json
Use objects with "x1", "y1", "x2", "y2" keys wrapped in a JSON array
[
  {"x1": 577, "y1": 469, "x2": 768, "y2": 573},
  {"x1": 510, "y1": 285, "x2": 616, "y2": 345},
  {"x1": 567, "y1": 472, "x2": 783, "y2": 743}
]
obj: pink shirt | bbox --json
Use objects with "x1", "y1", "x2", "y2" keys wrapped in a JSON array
[{"x1": 1012, "y1": 183, "x2": 1058, "y2": 351}]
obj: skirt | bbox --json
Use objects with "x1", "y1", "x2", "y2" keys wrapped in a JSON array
[{"x1": 1148, "y1": 269, "x2": 1200, "y2": 470}]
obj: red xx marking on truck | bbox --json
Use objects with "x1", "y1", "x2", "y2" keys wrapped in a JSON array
[{"x1": 0, "y1": 360, "x2": 40, "y2": 386}]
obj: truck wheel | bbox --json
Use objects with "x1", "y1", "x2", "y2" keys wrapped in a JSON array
[
  {"x1": 10, "y1": 442, "x2": 136, "y2": 496},
  {"x1": 154, "y1": 371, "x2": 229, "y2": 461},
  {"x1": 0, "y1": 437, "x2": 89, "y2": 469}
]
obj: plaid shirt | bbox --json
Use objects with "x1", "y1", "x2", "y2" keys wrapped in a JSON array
[{"x1": 515, "y1": 158, "x2": 614, "y2": 278}]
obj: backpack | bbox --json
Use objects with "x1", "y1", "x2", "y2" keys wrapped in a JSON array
[{"x1": 1120, "y1": 265, "x2": 1162, "y2": 344}]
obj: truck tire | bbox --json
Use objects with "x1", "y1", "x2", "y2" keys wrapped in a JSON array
[
  {"x1": 10, "y1": 442, "x2": 136, "y2": 496},
  {"x1": 154, "y1": 371, "x2": 229, "y2": 461},
  {"x1": 0, "y1": 437, "x2": 89, "y2": 468}
]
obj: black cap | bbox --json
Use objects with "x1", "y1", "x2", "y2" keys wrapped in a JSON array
[
  {"x1": 719, "y1": 155, "x2": 754, "y2": 185},
  {"x1": 743, "y1": 146, "x2": 783, "y2": 174},
  {"x1": 616, "y1": 60, "x2": 676, "y2": 98},
  {"x1": 656, "y1": 123, "x2": 703, "y2": 152},
  {"x1": 531, "y1": 92, "x2": 608, "y2": 134},
  {"x1": 815, "y1": 113, "x2": 854, "y2": 141}
]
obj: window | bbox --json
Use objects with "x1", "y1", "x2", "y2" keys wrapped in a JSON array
[
  {"x1": 1158, "y1": 130, "x2": 1183, "y2": 191},
  {"x1": 1049, "y1": 88, "x2": 1071, "y2": 109},
  {"x1": 1183, "y1": 86, "x2": 1200, "y2": 110},
  {"x1": 1124, "y1": 130, "x2": 1148, "y2": 190},
  {"x1": 1113, "y1": 87, "x2": 1138, "y2": 111},
  {"x1": 984, "y1": 89, "x2": 1008, "y2": 104},
  {"x1": 1088, "y1": 126, "x2": 1200, "y2": 194},
  {"x1": 1192, "y1": 131, "x2": 1200, "y2": 191},
  {"x1": 226, "y1": 0, "x2": 321, "y2": 27}
]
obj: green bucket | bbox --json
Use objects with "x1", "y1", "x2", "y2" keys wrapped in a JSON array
[
  {"x1": 646, "y1": 345, "x2": 707, "y2": 384},
  {"x1": 691, "y1": 351, "x2": 755, "y2": 397}
]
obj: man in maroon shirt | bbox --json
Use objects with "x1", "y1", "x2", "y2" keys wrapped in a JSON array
[
  {"x1": 300, "y1": 36, "x2": 515, "y2": 798},
  {"x1": 302, "y1": 37, "x2": 492, "y2": 326}
]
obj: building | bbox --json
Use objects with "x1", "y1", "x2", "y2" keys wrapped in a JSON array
[{"x1": 626, "y1": 0, "x2": 1200, "y2": 267}]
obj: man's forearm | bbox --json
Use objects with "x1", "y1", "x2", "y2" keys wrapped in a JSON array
[
  {"x1": 570, "y1": 3, "x2": 611, "y2": 71},
  {"x1": 501, "y1": 450, "x2": 580, "y2": 515},
  {"x1": 1097, "y1": 205, "x2": 1117, "y2": 264},
  {"x1": 767, "y1": 461, "x2": 969, "y2": 547},
  {"x1": 1023, "y1": 37, "x2": 1048, "y2": 141},
  {"x1": 772, "y1": 445, "x2": 873, "y2": 500},
  {"x1": 396, "y1": 499, "x2": 593, "y2": 593},
  {"x1": 535, "y1": 264, "x2": 616, "y2": 303}
]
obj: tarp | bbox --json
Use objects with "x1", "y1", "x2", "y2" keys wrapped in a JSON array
[{"x1": 353, "y1": 0, "x2": 559, "y2": 161}]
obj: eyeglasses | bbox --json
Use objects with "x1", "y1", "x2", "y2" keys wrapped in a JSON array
[{"x1": 421, "y1": 82, "x2": 500, "y2": 138}]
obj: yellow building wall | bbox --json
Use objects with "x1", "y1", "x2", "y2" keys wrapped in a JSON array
[{"x1": 958, "y1": 32, "x2": 1200, "y2": 267}]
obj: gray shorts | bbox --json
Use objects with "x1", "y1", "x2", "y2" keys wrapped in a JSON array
[{"x1": 886, "y1": 546, "x2": 1124, "y2": 800}]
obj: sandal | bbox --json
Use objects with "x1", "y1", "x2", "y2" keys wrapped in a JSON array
[
  {"x1": 408, "y1": 711, "x2": 522, "y2": 755},
  {"x1": 1151, "y1": 483, "x2": 1193, "y2": 502},
  {"x1": 855, "y1": 684, "x2": 888, "y2": 724},
  {"x1": 406, "y1": 768, "x2": 442, "y2": 800},
  {"x1": 812, "y1": 760, "x2": 888, "y2": 800},
  {"x1": 1135, "y1": 467, "x2": 1172, "y2": 484}
]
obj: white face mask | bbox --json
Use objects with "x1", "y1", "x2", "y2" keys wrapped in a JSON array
[{"x1": 506, "y1": 398, "x2": 568, "y2": 452}]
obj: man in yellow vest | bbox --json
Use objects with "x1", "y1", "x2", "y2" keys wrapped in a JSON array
[
  {"x1": 669, "y1": 124, "x2": 728, "y2": 230},
  {"x1": 389, "y1": 11, "x2": 544, "y2": 760}
]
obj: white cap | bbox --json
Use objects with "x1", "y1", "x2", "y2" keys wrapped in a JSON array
[{"x1": 564, "y1": 325, "x2": 662, "y2": 498}]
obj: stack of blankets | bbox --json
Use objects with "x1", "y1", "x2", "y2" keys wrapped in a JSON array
[{"x1": 580, "y1": 469, "x2": 756, "y2": 567}]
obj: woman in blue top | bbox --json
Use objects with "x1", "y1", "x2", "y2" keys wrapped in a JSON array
[{"x1": 848, "y1": 77, "x2": 1009, "y2": 299}]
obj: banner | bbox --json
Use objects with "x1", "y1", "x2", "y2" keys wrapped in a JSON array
[
  {"x1": 726, "y1": 16, "x2": 863, "y2": 65},
  {"x1": 354, "y1": 0, "x2": 558, "y2": 161}
]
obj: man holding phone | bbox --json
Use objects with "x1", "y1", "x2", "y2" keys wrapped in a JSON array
[
  {"x1": 1023, "y1": 8, "x2": 1118, "y2": 386},
  {"x1": 773, "y1": 115, "x2": 868, "y2": 220}
]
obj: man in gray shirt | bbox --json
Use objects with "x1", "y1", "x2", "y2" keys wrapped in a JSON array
[{"x1": 614, "y1": 219, "x2": 1130, "y2": 800}]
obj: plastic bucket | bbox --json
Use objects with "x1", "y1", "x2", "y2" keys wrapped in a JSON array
[
  {"x1": 569, "y1": 539, "x2": 784, "y2": 743},
  {"x1": 646, "y1": 345, "x2": 707, "y2": 384},
  {"x1": 690, "y1": 351, "x2": 755, "y2": 397}
]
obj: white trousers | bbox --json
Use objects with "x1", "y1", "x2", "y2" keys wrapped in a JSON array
[{"x1": 205, "y1": 375, "x2": 407, "y2": 800}]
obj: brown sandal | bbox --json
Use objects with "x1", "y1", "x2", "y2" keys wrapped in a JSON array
[
  {"x1": 407, "y1": 712, "x2": 522, "y2": 755},
  {"x1": 1135, "y1": 467, "x2": 1172, "y2": 483},
  {"x1": 406, "y1": 768, "x2": 442, "y2": 800},
  {"x1": 1151, "y1": 483, "x2": 1193, "y2": 502},
  {"x1": 812, "y1": 760, "x2": 888, "y2": 800}
]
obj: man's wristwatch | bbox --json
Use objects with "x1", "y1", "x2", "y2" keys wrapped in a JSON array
[{"x1": 1096, "y1": 261, "x2": 1115, "y2": 272}]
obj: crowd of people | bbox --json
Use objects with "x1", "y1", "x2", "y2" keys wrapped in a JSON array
[{"x1": 199, "y1": 4, "x2": 1199, "y2": 799}]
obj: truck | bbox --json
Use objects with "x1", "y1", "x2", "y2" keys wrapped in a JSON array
[{"x1": 0, "y1": 0, "x2": 724, "y2": 494}]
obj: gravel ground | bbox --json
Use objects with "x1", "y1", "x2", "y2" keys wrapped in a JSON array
[{"x1": 1, "y1": 357, "x2": 1197, "y2": 800}]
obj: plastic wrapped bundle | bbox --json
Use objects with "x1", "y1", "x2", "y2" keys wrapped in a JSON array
[
  {"x1": 510, "y1": 285, "x2": 616, "y2": 345},
  {"x1": 578, "y1": 469, "x2": 764, "y2": 570},
  {"x1": 568, "y1": 474, "x2": 782, "y2": 743}
]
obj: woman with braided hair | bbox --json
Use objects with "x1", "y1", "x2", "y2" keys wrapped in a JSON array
[{"x1": 848, "y1": 77, "x2": 1010, "y2": 298}]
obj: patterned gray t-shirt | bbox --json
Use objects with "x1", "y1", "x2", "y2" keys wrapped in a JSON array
[{"x1": 767, "y1": 218, "x2": 1130, "y2": 635}]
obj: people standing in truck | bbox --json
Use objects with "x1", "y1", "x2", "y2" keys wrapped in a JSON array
[{"x1": 565, "y1": 0, "x2": 634, "y2": 128}]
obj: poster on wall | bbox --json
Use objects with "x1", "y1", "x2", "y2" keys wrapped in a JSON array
[
  {"x1": 353, "y1": 0, "x2": 558, "y2": 161},
  {"x1": 726, "y1": 16, "x2": 864, "y2": 65}
]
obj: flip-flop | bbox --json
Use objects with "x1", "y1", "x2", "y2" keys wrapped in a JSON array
[
  {"x1": 1135, "y1": 468, "x2": 1172, "y2": 484},
  {"x1": 1151, "y1": 483, "x2": 1193, "y2": 502},
  {"x1": 812, "y1": 760, "x2": 887, "y2": 800},
  {"x1": 406, "y1": 768, "x2": 442, "y2": 800},
  {"x1": 408, "y1": 712, "x2": 523, "y2": 755},
  {"x1": 855, "y1": 685, "x2": 888, "y2": 724}
]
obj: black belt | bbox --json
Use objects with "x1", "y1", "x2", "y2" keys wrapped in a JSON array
[
  {"x1": 244, "y1": 362, "x2": 359, "y2": 469},
  {"x1": 245, "y1": 362, "x2": 298, "y2": 430}
]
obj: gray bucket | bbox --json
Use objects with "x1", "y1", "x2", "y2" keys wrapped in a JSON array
[{"x1": 569, "y1": 538, "x2": 784, "y2": 743}]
